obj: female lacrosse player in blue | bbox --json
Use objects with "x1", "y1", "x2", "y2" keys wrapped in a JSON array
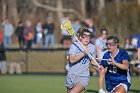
[
  {"x1": 100, "y1": 36, "x2": 131, "y2": 93},
  {"x1": 65, "y1": 28, "x2": 97, "y2": 93}
]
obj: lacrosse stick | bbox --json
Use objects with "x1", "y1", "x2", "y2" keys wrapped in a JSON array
[
  {"x1": 96, "y1": 58, "x2": 108, "y2": 61},
  {"x1": 61, "y1": 20, "x2": 100, "y2": 68}
]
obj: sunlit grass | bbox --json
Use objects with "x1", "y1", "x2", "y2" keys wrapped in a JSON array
[{"x1": 0, "y1": 75, "x2": 139, "y2": 93}]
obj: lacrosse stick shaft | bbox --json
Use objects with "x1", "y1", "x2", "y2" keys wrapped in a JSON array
[
  {"x1": 96, "y1": 58, "x2": 108, "y2": 61},
  {"x1": 74, "y1": 36, "x2": 100, "y2": 68}
]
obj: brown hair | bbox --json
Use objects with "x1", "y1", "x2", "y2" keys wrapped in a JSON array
[{"x1": 76, "y1": 28, "x2": 83, "y2": 37}]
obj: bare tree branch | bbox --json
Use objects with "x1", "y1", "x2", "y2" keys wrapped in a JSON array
[
  {"x1": 33, "y1": 0, "x2": 57, "y2": 11},
  {"x1": 32, "y1": 0, "x2": 83, "y2": 20}
]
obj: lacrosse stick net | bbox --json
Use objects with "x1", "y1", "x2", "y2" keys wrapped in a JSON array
[{"x1": 61, "y1": 20, "x2": 74, "y2": 36}]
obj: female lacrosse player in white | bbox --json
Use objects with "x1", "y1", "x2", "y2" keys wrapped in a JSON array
[{"x1": 65, "y1": 28, "x2": 98, "y2": 93}]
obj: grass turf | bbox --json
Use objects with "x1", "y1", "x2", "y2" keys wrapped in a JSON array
[{"x1": 0, "y1": 75, "x2": 139, "y2": 93}]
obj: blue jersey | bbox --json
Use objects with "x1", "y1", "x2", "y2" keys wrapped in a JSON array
[{"x1": 101, "y1": 49, "x2": 131, "y2": 92}]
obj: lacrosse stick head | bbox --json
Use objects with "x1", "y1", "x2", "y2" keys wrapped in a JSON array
[{"x1": 61, "y1": 20, "x2": 75, "y2": 36}]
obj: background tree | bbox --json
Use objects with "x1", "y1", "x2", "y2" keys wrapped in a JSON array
[
  {"x1": 1, "y1": 0, "x2": 7, "y2": 20},
  {"x1": 0, "y1": 0, "x2": 140, "y2": 46},
  {"x1": 7, "y1": 0, "x2": 19, "y2": 25}
]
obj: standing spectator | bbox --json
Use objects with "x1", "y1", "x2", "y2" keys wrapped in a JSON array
[
  {"x1": 72, "y1": 18, "x2": 81, "y2": 42},
  {"x1": 43, "y1": 17, "x2": 55, "y2": 48},
  {"x1": 1, "y1": 19, "x2": 14, "y2": 48},
  {"x1": 99, "y1": 36, "x2": 131, "y2": 93},
  {"x1": 124, "y1": 37, "x2": 134, "y2": 50},
  {"x1": 24, "y1": 20, "x2": 33, "y2": 49},
  {"x1": 0, "y1": 32, "x2": 7, "y2": 74},
  {"x1": 65, "y1": 29, "x2": 97, "y2": 93},
  {"x1": 95, "y1": 26, "x2": 107, "y2": 61},
  {"x1": 15, "y1": 21, "x2": 25, "y2": 48},
  {"x1": 84, "y1": 18, "x2": 96, "y2": 44},
  {"x1": 72, "y1": 18, "x2": 81, "y2": 34},
  {"x1": 138, "y1": 38, "x2": 140, "y2": 62},
  {"x1": 35, "y1": 21, "x2": 43, "y2": 48}
]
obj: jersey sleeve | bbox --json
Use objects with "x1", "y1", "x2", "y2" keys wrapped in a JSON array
[
  {"x1": 121, "y1": 51, "x2": 131, "y2": 62},
  {"x1": 101, "y1": 53, "x2": 109, "y2": 67},
  {"x1": 69, "y1": 43, "x2": 77, "y2": 55},
  {"x1": 91, "y1": 45, "x2": 96, "y2": 58}
]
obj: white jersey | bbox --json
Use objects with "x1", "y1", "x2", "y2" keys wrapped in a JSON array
[{"x1": 66, "y1": 42, "x2": 96, "y2": 77}]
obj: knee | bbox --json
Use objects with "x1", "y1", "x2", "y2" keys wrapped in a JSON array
[{"x1": 69, "y1": 90, "x2": 78, "y2": 93}]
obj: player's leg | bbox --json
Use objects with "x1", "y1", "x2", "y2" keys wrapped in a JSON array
[
  {"x1": 112, "y1": 85, "x2": 126, "y2": 93},
  {"x1": 70, "y1": 75, "x2": 89, "y2": 93},
  {"x1": 67, "y1": 88, "x2": 71, "y2": 93},
  {"x1": 111, "y1": 83, "x2": 130, "y2": 93},
  {"x1": 98, "y1": 66, "x2": 107, "y2": 93},
  {"x1": 99, "y1": 70, "x2": 105, "y2": 88},
  {"x1": 69, "y1": 83, "x2": 85, "y2": 93},
  {"x1": 65, "y1": 74, "x2": 74, "y2": 93}
]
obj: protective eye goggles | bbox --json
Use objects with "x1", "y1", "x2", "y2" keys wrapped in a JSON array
[
  {"x1": 81, "y1": 34, "x2": 91, "y2": 39},
  {"x1": 106, "y1": 42, "x2": 116, "y2": 46}
]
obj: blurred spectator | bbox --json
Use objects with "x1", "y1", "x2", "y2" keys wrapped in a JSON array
[
  {"x1": 1, "y1": 19, "x2": 14, "y2": 48},
  {"x1": 94, "y1": 26, "x2": 107, "y2": 77},
  {"x1": 72, "y1": 18, "x2": 81, "y2": 42},
  {"x1": 124, "y1": 37, "x2": 134, "y2": 50},
  {"x1": 35, "y1": 21, "x2": 43, "y2": 48},
  {"x1": 43, "y1": 17, "x2": 55, "y2": 48},
  {"x1": 95, "y1": 26, "x2": 108, "y2": 61},
  {"x1": 131, "y1": 35, "x2": 140, "y2": 49},
  {"x1": 24, "y1": 20, "x2": 34, "y2": 49},
  {"x1": 138, "y1": 38, "x2": 140, "y2": 62},
  {"x1": 0, "y1": 32, "x2": 7, "y2": 74},
  {"x1": 15, "y1": 21, "x2": 25, "y2": 48},
  {"x1": 84, "y1": 18, "x2": 96, "y2": 44},
  {"x1": 72, "y1": 18, "x2": 81, "y2": 34}
]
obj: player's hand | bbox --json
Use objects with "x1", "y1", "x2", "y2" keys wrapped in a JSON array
[
  {"x1": 83, "y1": 50, "x2": 89, "y2": 56},
  {"x1": 98, "y1": 65, "x2": 105, "y2": 71},
  {"x1": 98, "y1": 65, "x2": 106, "y2": 74},
  {"x1": 108, "y1": 58, "x2": 115, "y2": 65}
]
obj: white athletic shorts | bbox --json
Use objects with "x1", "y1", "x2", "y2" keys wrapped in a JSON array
[{"x1": 65, "y1": 74, "x2": 90, "y2": 89}]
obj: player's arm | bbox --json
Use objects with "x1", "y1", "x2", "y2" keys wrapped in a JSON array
[
  {"x1": 109, "y1": 59, "x2": 129, "y2": 70},
  {"x1": 69, "y1": 49, "x2": 90, "y2": 63},
  {"x1": 90, "y1": 60, "x2": 99, "y2": 70},
  {"x1": 90, "y1": 60, "x2": 104, "y2": 72},
  {"x1": 68, "y1": 52, "x2": 85, "y2": 63},
  {"x1": 96, "y1": 46, "x2": 100, "y2": 58},
  {"x1": 98, "y1": 65, "x2": 107, "y2": 91}
]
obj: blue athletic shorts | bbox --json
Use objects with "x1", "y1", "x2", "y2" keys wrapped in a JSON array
[{"x1": 106, "y1": 81, "x2": 131, "y2": 92}]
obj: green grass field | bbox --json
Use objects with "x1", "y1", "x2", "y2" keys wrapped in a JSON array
[{"x1": 0, "y1": 75, "x2": 139, "y2": 93}]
